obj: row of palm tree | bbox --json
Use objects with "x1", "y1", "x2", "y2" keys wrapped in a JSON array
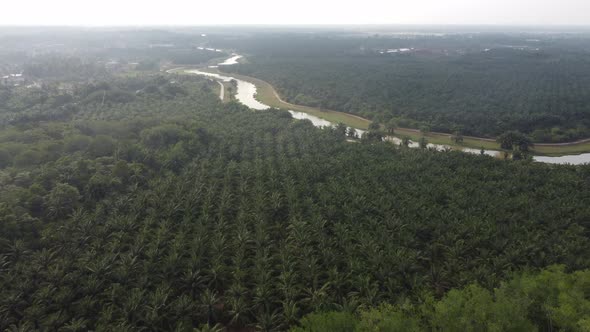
[{"x1": 0, "y1": 75, "x2": 589, "y2": 330}]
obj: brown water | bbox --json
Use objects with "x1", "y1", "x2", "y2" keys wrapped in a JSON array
[
  {"x1": 187, "y1": 54, "x2": 590, "y2": 165},
  {"x1": 185, "y1": 69, "x2": 269, "y2": 110}
]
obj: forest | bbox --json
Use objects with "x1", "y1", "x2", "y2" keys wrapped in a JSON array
[
  {"x1": 0, "y1": 27, "x2": 225, "y2": 82},
  {"x1": 0, "y1": 61, "x2": 590, "y2": 331},
  {"x1": 293, "y1": 266, "x2": 590, "y2": 331},
  {"x1": 220, "y1": 32, "x2": 590, "y2": 142}
]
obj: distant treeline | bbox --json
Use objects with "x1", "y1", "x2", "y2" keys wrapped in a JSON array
[
  {"x1": 1, "y1": 71, "x2": 590, "y2": 330},
  {"x1": 0, "y1": 28, "x2": 226, "y2": 81},
  {"x1": 222, "y1": 32, "x2": 590, "y2": 142}
]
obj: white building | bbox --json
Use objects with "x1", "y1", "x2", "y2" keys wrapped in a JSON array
[{"x1": 0, "y1": 73, "x2": 25, "y2": 86}]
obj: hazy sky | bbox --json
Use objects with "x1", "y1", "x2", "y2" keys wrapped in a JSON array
[{"x1": 3, "y1": 0, "x2": 590, "y2": 26}]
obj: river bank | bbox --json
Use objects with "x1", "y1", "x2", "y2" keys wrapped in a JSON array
[
  {"x1": 175, "y1": 53, "x2": 590, "y2": 164},
  {"x1": 220, "y1": 69, "x2": 590, "y2": 157}
]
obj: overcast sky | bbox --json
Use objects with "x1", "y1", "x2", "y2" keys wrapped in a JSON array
[{"x1": 3, "y1": 0, "x2": 590, "y2": 26}]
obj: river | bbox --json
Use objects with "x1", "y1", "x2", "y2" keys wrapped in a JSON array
[
  {"x1": 185, "y1": 54, "x2": 590, "y2": 165},
  {"x1": 185, "y1": 69, "x2": 269, "y2": 110}
]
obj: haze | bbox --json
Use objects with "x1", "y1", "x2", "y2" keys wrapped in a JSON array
[{"x1": 3, "y1": 0, "x2": 590, "y2": 26}]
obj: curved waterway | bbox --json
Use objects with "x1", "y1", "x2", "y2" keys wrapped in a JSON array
[
  {"x1": 185, "y1": 69, "x2": 269, "y2": 110},
  {"x1": 534, "y1": 153, "x2": 590, "y2": 165},
  {"x1": 185, "y1": 54, "x2": 590, "y2": 165}
]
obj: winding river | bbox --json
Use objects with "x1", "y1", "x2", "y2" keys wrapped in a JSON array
[
  {"x1": 186, "y1": 69, "x2": 269, "y2": 110},
  {"x1": 186, "y1": 54, "x2": 590, "y2": 165}
]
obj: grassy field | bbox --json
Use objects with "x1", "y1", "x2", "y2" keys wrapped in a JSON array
[
  {"x1": 534, "y1": 142, "x2": 590, "y2": 155},
  {"x1": 396, "y1": 127, "x2": 590, "y2": 155},
  {"x1": 193, "y1": 67, "x2": 590, "y2": 157},
  {"x1": 225, "y1": 71, "x2": 371, "y2": 128}
]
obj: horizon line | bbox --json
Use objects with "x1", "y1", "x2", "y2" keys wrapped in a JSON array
[{"x1": 2, "y1": 23, "x2": 590, "y2": 28}]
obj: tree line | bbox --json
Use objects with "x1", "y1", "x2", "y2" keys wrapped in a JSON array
[
  {"x1": 0, "y1": 70, "x2": 590, "y2": 331},
  {"x1": 293, "y1": 265, "x2": 590, "y2": 331},
  {"x1": 224, "y1": 34, "x2": 590, "y2": 143}
]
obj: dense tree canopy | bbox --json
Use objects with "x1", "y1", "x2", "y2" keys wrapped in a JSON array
[
  {"x1": 497, "y1": 131, "x2": 534, "y2": 151},
  {"x1": 0, "y1": 70, "x2": 589, "y2": 330},
  {"x1": 1, "y1": 28, "x2": 590, "y2": 331},
  {"x1": 293, "y1": 266, "x2": 590, "y2": 331},
  {"x1": 222, "y1": 32, "x2": 590, "y2": 142}
]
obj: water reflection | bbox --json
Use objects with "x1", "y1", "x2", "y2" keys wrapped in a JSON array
[
  {"x1": 288, "y1": 111, "x2": 365, "y2": 137},
  {"x1": 186, "y1": 54, "x2": 590, "y2": 165},
  {"x1": 185, "y1": 69, "x2": 268, "y2": 110},
  {"x1": 534, "y1": 154, "x2": 590, "y2": 165}
]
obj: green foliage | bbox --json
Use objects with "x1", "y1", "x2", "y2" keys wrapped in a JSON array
[
  {"x1": 226, "y1": 33, "x2": 590, "y2": 142},
  {"x1": 451, "y1": 131, "x2": 464, "y2": 144},
  {"x1": 140, "y1": 124, "x2": 187, "y2": 149},
  {"x1": 45, "y1": 183, "x2": 80, "y2": 218},
  {"x1": 193, "y1": 323, "x2": 224, "y2": 332},
  {"x1": 360, "y1": 130, "x2": 383, "y2": 143},
  {"x1": 0, "y1": 148, "x2": 12, "y2": 168},
  {"x1": 0, "y1": 68, "x2": 590, "y2": 331},
  {"x1": 88, "y1": 135, "x2": 116, "y2": 158},
  {"x1": 368, "y1": 121, "x2": 381, "y2": 131},
  {"x1": 298, "y1": 266, "x2": 590, "y2": 332},
  {"x1": 85, "y1": 173, "x2": 120, "y2": 200},
  {"x1": 13, "y1": 149, "x2": 42, "y2": 167},
  {"x1": 419, "y1": 125, "x2": 431, "y2": 135},
  {"x1": 111, "y1": 160, "x2": 130, "y2": 179},
  {"x1": 385, "y1": 120, "x2": 397, "y2": 134},
  {"x1": 497, "y1": 131, "x2": 534, "y2": 152},
  {"x1": 356, "y1": 304, "x2": 422, "y2": 332},
  {"x1": 431, "y1": 284, "x2": 535, "y2": 332},
  {"x1": 419, "y1": 137, "x2": 428, "y2": 149},
  {"x1": 291, "y1": 311, "x2": 357, "y2": 332},
  {"x1": 64, "y1": 135, "x2": 92, "y2": 153},
  {"x1": 503, "y1": 265, "x2": 590, "y2": 331}
]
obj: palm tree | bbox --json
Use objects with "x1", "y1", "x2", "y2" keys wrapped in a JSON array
[
  {"x1": 182, "y1": 269, "x2": 206, "y2": 299},
  {"x1": 386, "y1": 120, "x2": 397, "y2": 134},
  {"x1": 122, "y1": 288, "x2": 145, "y2": 325},
  {"x1": 61, "y1": 318, "x2": 88, "y2": 332},
  {"x1": 451, "y1": 131, "x2": 464, "y2": 144},
  {"x1": 497, "y1": 131, "x2": 534, "y2": 152},
  {"x1": 281, "y1": 300, "x2": 300, "y2": 327},
  {"x1": 5, "y1": 322, "x2": 34, "y2": 332},
  {"x1": 368, "y1": 121, "x2": 381, "y2": 131},
  {"x1": 303, "y1": 282, "x2": 331, "y2": 312},
  {"x1": 419, "y1": 137, "x2": 428, "y2": 149},
  {"x1": 194, "y1": 323, "x2": 224, "y2": 332},
  {"x1": 255, "y1": 308, "x2": 282, "y2": 332},
  {"x1": 227, "y1": 295, "x2": 251, "y2": 327},
  {"x1": 144, "y1": 285, "x2": 171, "y2": 328},
  {"x1": 200, "y1": 289, "x2": 220, "y2": 326},
  {"x1": 6, "y1": 240, "x2": 30, "y2": 263}
]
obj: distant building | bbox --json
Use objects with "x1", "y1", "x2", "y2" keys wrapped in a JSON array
[{"x1": 0, "y1": 73, "x2": 25, "y2": 86}]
